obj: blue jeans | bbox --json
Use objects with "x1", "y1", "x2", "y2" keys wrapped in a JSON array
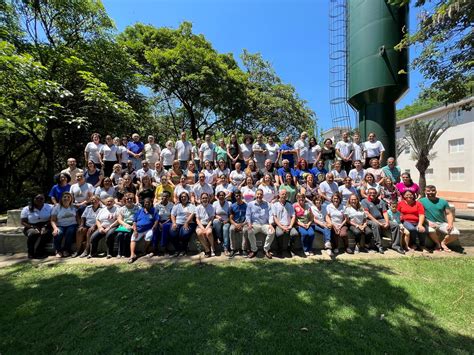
[
  {"x1": 130, "y1": 156, "x2": 142, "y2": 171},
  {"x1": 54, "y1": 224, "x2": 77, "y2": 253},
  {"x1": 298, "y1": 225, "x2": 315, "y2": 252},
  {"x1": 157, "y1": 221, "x2": 172, "y2": 248},
  {"x1": 212, "y1": 220, "x2": 230, "y2": 251},
  {"x1": 313, "y1": 224, "x2": 331, "y2": 244},
  {"x1": 169, "y1": 223, "x2": 196, "y2": 252},
  {"x1": 403, "y1": 221, "x2": 426, "y2": 247}
]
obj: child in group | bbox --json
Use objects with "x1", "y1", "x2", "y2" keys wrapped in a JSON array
[
  {"x1": 110, "y1": 163, "x2": 123, "y2": 186},
  {"x1": 388, "y1": 201, "x2": 410, "y2": 251}
]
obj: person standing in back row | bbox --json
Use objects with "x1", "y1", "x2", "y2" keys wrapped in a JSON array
[
  {"x1": 175, "y1": 131, "x2": 193, "y2": 170},
  {"x1": 363, "y1": 132, "x2": 385, "y2": 168},
  {"x1": 336, "y1": 132, "x2": 354, "y2": 174}
]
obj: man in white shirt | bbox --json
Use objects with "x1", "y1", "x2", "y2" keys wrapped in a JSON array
[
  {"x1": 144, "y1": 135, "x2": 161, "y2": 166},
  {"x1": 175, "y1": 131, "x2": 193, "y2": 170},
  {"x1": 318, "y1": 173, "x2": 339, "y2": 203},
  {"x1": 61, "y1": 158, "x2": 83, "y2": 184},
  {"x1": 192, "y1": 173, "x2": 214, "y2": 204},
  {"x1": 294, "y1": 131, "x2": 309, "y2": 161},
  {"x1": 136, "y1": 160, "x2": 154, "y2": 181},
  {"x1": 335, "y1": 131, "x2": 354, "y2": 174},
  {"x1": 199, "y1": 134, "x2": 216, "y2": 166},
  {"x1": 272, "y1": 189, "x2": 300, "y2": 258},
  {"x1": 70, "y1": 173, "x2": 94, "y2": 215},
  {"x1": 363, "y1": 132, "x2": 385, "y2": 168}
]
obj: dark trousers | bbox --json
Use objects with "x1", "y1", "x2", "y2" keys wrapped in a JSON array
[
  {"x1": 367, "y1": 219, "x2": 399, "y2": 248},
  {"x1": 90, "y1": 227, "x2": 117, "y2": 255},
  {"x1": 115, "y1": 231, "x2": 132, "y2": 257},
  {"x1": 103, "y1": 161, "x2": 117, "y2": 177},
  {"x1": 275, "y1": 226, "x2": 300, "y2": 253},
  {"x1": 349, "y1": 225, "x2": 373, "y2": 245},
  {"x1": 157, "y1": 221, "x2": 172, "y2": 249},
  {"x1": 169, "y1": 224, "x2": 196, "y2": 252},
  {"x1": 341, "y1": 160, "x2": 353, "y2": 174},
  {"x1": 24, "y1": 224, "x2": 51, "y2": 256}
]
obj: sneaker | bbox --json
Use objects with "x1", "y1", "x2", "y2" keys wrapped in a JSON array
[
  {"x1": 116, "y1": 254, "x2": 122, "y2": 259},
  {"x1": 326, "y1": 249, "x2": 333, "y2": 256},
  {"x1": 87, "y1": 254, "x2": 92, "y2": 259},
  {"x1": 394, "y1": 246, "x2": 406, "y2": 255},
  {"x1": 354, "y1": 245, "x2": 360, "y2": 254},
  {"x1": 62, "y1": 251, "x2": 70, "y2": 257},
  {"x1": 228, "y1": 250, "x2": 237, "y2": 259},
  {"x1": 55, "y1": 252, "x2": 62, "y2": 258},
  {"x1": 265, "y1": 251, "x2": 273, "y2": 259},
  {"x1": 71, "y1": 252, "x2": 80, "y2": 258},
  {"x1": 224, "y1": 250, "x2": 230, "y2": 256},
  {"x1": 242, "y1": 250, "x2": 248, "y2": 257},
  {"x1": 305, "y1": 251, "x2": 311, "y2": 256},
  {"x1": 211, "y1": 250, "x2": 216, "y2": 257},
  {"x1": 324, "y1": 241, "x2": 332, "y2": 249},
  {"x1": 79, "y1": 252, "x2": 88, "y2": 258},
  {"x1": 333, "y1": 248, "x2": 339, "y2": 255},
  {"x1": 204, "y1": 252, "x2": 211, "y2": 258},
  {"x1": 378, "y1": 247, "x2": 385, "y2": 254},
  {"x1": 147, "y1": 252, "x2": 154, "y2": 258},
  {"x1": 346, "y1": 248, "x2": 353, "y2": 254},
  {"x1": 106, "y1": 254, "x2": 112, "y2": 259}
]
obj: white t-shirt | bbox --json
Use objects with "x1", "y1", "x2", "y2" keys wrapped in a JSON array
[
  {"x1": 352, "y1": 143, "x2": 363, "y2": 161},
  {"x1": 294, "y1": 139, "x2": 309, "y2": 161},
  {"x1": 326, "y1": 203, "x2": 345, "y2": 226},
  {"x1": 366, "y1": 168, "x2": 383, "y2": 182},
  {"x1": 136, "y1": 168, "x2": 154, "y2": 181},
  {"x1": 171, "y1": 203, "x2": 196, "y2": 225},
  {"x1": 240, "y1": 143, "x2": 253, "y2": 160},
  {"x1": 100, "y1": 144, "x2": 118, "y2": 162},
  {"x1": 152, "y1": 169, "x2": 167, "y2": 184},
  {"x1": 213, "y1": 200, "x2": 231, "y2": 223},
  {"x1": 95, "y1": 186, "x2": 116, "y2": 200},
  {"x1": 344, "y1": 206, "x2": 366, "y2": 225},
  {"x1": 259, "y1": 185, "x2": 277, "y2": 203},
  {"x1": 85, "y1": 142, "x2": 103, "y2": 164},
  {"x1": 155, "y1": 202, "x2": 174, "y2": 221},
  {"x1": 117, "y1": 145, "x2": 129, "y2": 163},
  {"x1": 196, "y1": 204, "x2": 215, "y2": 225},
  {"x1": 192, "y1": 183, "x2": 214, "y2": 201},
  {"x1": 96, "y1": 206, "x2": 118, "y2": 228},
  {"x1": 203, "y1": 169, "x2": 217, "y2": 185},
  {"x1": 349, "y1": 168, "x2": 366, "y2": 185},
  {"x1": 363, "y1": 141, "x2": 385, "y2": 158},
  {"x1": 160, "y1": 148, "x2": 175, "y2": 166},
  {"x1": 82, "y1": 205, "x2": 103, "y2": 227},
  {"x1": 175, "y1": 140, "x2": 193, "y2": 161},
  {"x1": 319, "y1": 181, "x2": 339, "y2": 199},
  {"x1": 229, "y1": 170, "x2": 246, "y2": 186},
  {"x1": 307, "y1": 145, "x2": 321, "y2": 164},
  {"x1": 310, "y1": 205, "x2": 324, "y2": 222},
  {"x1": 338, "y1": 185, "x2": 358, "y2": 206},
  {"x1": 52, "y1": 205, "x2": 77, "y2": 227},
  {"x1": 335, "y1": 141, "x2": 353, "y2": 159},
  {"x1": 266, "y1": 143, "x2": 280, "y2": 163},
  {"x1": 331, "y1": 169, "x2": 348, "y2": 181},
  {"x1": 174, "y1": 185, "x2": 192, "y2": 199},
  {"x1": 144, "y1": 143, "x2": 161, "y2": 165},
  {"x1": 252, "y1": 142, "x2": 268, "y2": 166},
  {"x1": 70, "y1": 182, "x2": 94, "y2": 203},
  {"x1": 215, "y1": 184, "x2": 233, "y2": 196},
  {"x1": 21, "y1": 204, "x2": 53, "y2": 224},
  {"x1": 200, "y1": 142, "x2": 216, "y2": 162}
]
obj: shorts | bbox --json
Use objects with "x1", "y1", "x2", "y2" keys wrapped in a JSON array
[
  {"x1": 131, "y1": 229, "x2": 154, "y2": 242},
  {"x1": 428, "y1": 222, "x2": 460, "y2": 235}
]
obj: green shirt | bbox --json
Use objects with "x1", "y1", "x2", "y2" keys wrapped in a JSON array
[
  {"x1": 215, "y1": 146, "x2": 227, "y2": 162},
  {"x1": 419, "y1": 197, "x2": 449, "y2": 223},
  {"x1": 279, "y1": 184, "x2": 297, "y2": 203}
]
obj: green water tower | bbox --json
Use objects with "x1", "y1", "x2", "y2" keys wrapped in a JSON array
[{"x1": 347, "y1": 0, "x2": 409, "y2": 161}]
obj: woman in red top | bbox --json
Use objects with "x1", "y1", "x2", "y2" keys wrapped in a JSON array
[{"x1": 397, "y1": 190, "x2": 428, "y2": 252}]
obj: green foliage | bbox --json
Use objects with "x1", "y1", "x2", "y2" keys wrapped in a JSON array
[
  {"x1": 397, "y1": 91, "x2": 443, "y2": 120},
  {"x1": 393, "y1": 0, "x2": 473, "y2": 105}
]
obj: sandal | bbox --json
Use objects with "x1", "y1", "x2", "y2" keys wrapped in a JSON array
[{"x1": 128, "y1": 256, "x2": 137, "y2": 264}]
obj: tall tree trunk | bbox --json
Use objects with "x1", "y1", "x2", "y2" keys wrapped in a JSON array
[
  {"x1": 416, "y1": 155, "x2": 430, "y2": 197},
  {"x1": 41, "y1": 126, "x2": 55, "y2": 193}
]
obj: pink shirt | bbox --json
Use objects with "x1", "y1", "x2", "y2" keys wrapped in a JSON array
[{"x1": 396, "y1": 182, "x2": 420, "y2": 196}]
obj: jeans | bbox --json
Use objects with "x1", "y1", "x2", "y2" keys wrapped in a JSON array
[
  {"x1": 90, "y1": 227, "x2": 117, "y2": 255},
  {"x1": 115, "y1": 231, "x2": 132, "y2": 257},
  {"x1": 212, "y1": 220, "x2": 230, "y2": 251},
  {"x1": 169, "y1": 224, "x2": 196, "y2": 252},
  {"x1": 298, "y1": 226, "x2": 315, "y2": 252},
  {"x1": 313, "y1": 224, "x2": 331, "y2": 244},
  {"x1": 130, "y1": 156, "x2": 142, "y2": 171},
  {"x1": 403, "y1": 221, "x2": 426, "y2": 247},
  {"x1": 275, "y1": 226, "x2": 300, "y2": 253},
  {"x1": 158, "y1": 221, "x2": 173, "y2": 249},
  {"x1": 54, "y1": 224, "x2": 77, "y2": 253}
]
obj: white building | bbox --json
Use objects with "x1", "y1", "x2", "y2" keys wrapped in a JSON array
[{"x1": 396, "y1": 96, "x2": 474, "y2": 208}]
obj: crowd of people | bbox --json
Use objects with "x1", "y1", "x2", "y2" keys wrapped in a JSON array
[{"x1": 21, "y1": 131, "x2": 461, "y2": 262}]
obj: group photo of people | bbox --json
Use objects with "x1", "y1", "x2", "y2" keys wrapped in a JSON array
[{"x1": 21, "y1": 130, "x2": 461, "y2": 263}]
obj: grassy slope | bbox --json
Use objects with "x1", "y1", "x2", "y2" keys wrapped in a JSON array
[{"x1": 0, "y1": 258, "x2": 473, "y2": 354}]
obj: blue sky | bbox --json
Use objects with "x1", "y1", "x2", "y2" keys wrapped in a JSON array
[{"x1": 103, "y1": 0, "x2": 423, "y2": 132}]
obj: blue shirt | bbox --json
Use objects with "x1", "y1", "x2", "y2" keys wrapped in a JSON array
[
  {"x1": 127, "y1": 141, "x2": 144, "y2": 154},
  {"x1": 310, "y1": 167, "x2": 328, "y2": 184},
  {"x1": 134, "y1": 207, "x2": 159, "y2": 233},
  {"x1": 277, "y1": 167, "x2": 297, "y2": 178},
  {"x1": 246, "y1": 200, "x2": 271, "y2": 225},
  {"x1": 48, "y1": 184, "x2": 71, "y2": 202},
  {"x1": 279, "y1": 143, "x2": 296, "y2": 165},
  {"x1": 230, "y1": 201, "x2": 247, "y2": 223}
]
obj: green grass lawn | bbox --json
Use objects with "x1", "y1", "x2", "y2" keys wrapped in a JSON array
[{"x1": 1, "y1": 257, "x2": 473, "y2": 354}]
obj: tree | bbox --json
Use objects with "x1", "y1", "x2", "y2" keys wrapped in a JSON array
[
  {"x1": 403, "y1": 118, "x2": 451, "y2": 196},
  {"x1": 397, "y1": 90, "x2": 442, "y2": 120},
  {"x1": 392, "y1": 0, "x2": 473, "y2": 107},
  {"x1": 240, "y1": 50, "x2": 315, "y2": 137},
  {"x1": 119, "y1": 22, "x2": 248, "y2": 139}
]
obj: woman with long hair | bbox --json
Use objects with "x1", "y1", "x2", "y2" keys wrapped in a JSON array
[
  {"x1": 294, "y1": 193, "x2": 315, "y2": 255},
  {"x1": 84, "y1": 132, "x2": 103, "y2": 169},
  {"x1": 259, "y1": 173, "x2": 278, "y2": 203},
  {"x1": 185, "y1": 160, "x2": 199, "y2": 185},
  {"x1": 345, "y1": 194, "x2": 375, "y2": 253},
  {"x1": 295, "y1": 158, "x2": 311, "y2": 186},
  {"x1": 396, "y1": 172, "x2": 420, "y2": 198},
  {"x1": 311, "y1": 195, "x2": 332, "y2": 255},
  {"x1": 51, "y1": 192, "x2": 79, "y2": 258},
  {"x1": 137, "y1": 175, "x2": 156, "y2": 205},
  {"x1": 241, "y1": 176, "x2": 257, "y2": 203},
  {"x1": 95, "y1": 177, "x2": 116, "y2": 202},
  {"x1": 279, "y1": 172, "x2": 297, "y2": 203},
  {"x1": 325, "y1": 193, "x2": 351, "y2": 254},
  {"x1": 227, "y1": 133, "x2": 241, "y2": 169},
  {"x1": 196, "y1": 193, "x2": 216, "y2": 258},
  {"x1": 360, "y1": 173, "x2": 381, "y2": 199},
  {"x1": 84, "y1": 160, "x2": 104, "y2": 188},
  {"x1": 76, "y1": 195, "x2": 102, "y2": 258},
  {"x1": 169, "y1": 192, "x2": 196, "y2": 256},
  {"x1": 49, "y1": 173, "x2": 71, "y2": 205},
  {"x1": 169, "y1": 160, "x2": 183, "y2": 187},
  {"x1": 300, "y1": 173, "x2": 319, "y2": 203},
  {"x1": 320, "y1": 138, "x2": 336, "y2": 171}
]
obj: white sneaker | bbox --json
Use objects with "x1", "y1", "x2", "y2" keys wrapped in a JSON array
[
  {"x1": 326, "y1": 249, "x2": 333, "y2": 256},
  {"x1": 305, "y1": 251, "x2": 310, "y2": 256},
  {"x1": 324, "y1": 242, "x2": 332, "y2": 249}
]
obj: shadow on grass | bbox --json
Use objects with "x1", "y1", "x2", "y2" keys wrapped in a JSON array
[{"x1": 0, "y1": 260, "x2": 473, "y2": 353}]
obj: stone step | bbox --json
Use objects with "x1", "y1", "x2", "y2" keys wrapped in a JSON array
[
  {"x1": 2, "y1": 227, "x2": 472, "y2": 255},
  {"x1": 6, "y1": 209, "x2": 21, "y2": 228}
]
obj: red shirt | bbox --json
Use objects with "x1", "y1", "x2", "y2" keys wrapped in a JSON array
[{"x1": 397, "y1": 200, "x2": 424, "y2": 224}]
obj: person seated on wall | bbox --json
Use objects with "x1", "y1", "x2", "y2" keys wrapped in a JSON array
[
  {"x1": 397, "y1": 190, "x2": 428, "y2": 252},
  {"x1": 381, "y1": 157, "x2": 401, "y2": 184},
  {"x1": 195, "y1": 193, "x2": 216, "y2": 258},
  {"x1": 114, "y1": 193, "x2": 140, "y2": 259},
  {"x1": 345, "y1": 194, "x2": 376, "y2": 254},
  {"x1": 169, "y1": 192, "x2": 197, "y2": 257},
  {"x1": 76, "y1": 195, "x2": 102, "y2": 258},
  {"x1": 155, "y1": 191, "x2": 174, "y2": 255},
  {"x1": 396, "y1": 172, "x2": 420, "y2": 198},
  {"x1": 325, "y1": 193, "x2": 351, "y2": 255},
  {"x1": 49, "y1": 173, "x2": 71, "y2": 205},
  {"x1": 212, "y1": 191, "x2": 232, "y2": 255},
  {"x1": 294, "y1": 193, "x2": 315, "y2": 256},
  {"x1": 20, "y1": 193, "x2": 52, "y2": 259},
  {"x1": 50, "y1": 191, "x2": 79, "y2": 258},
  {"x1": 420, "y1": 185, "x2": 460, "y2": 252},
  {"x1": 362, "y1": 132, "x2": 385, "y2": 168},
  {"x1": 129, "y1": 197, "x2": 160, "y2": 263},
  {"x1": 229, "y1": 190, "x2": 247, "y2": 258},
  {"x1": 89, "y1": 197, "x2": 119, "y2": 259}
]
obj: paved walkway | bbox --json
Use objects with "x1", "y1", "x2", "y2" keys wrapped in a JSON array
[{"x1": 1, "y1": 247, "x2": 473, "y2": 269}]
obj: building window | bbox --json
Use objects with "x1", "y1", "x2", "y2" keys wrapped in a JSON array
[
  {"x1": 426, "y1": 168, "x2": 434, "y2": 181},
  {"x1": 449, "y1": 138, "x2": 464, "y2": 153},
  {"x1": 404, "y1": 145, "x2": 411, "y2": 154},
  {"x1": 449, "y1": 167, "x2": 464, "y2": 181}
]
